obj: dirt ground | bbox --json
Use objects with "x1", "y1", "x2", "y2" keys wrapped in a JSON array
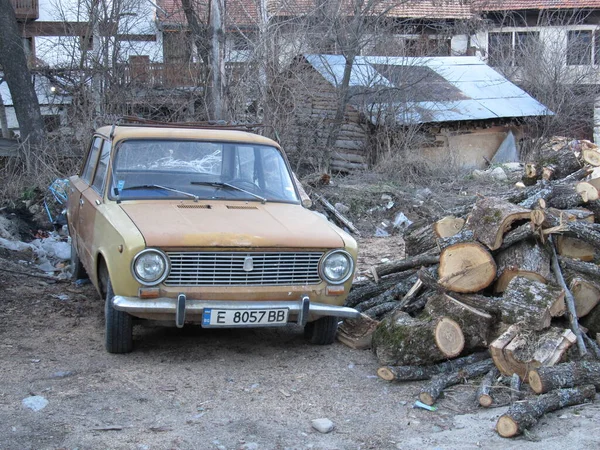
[{"x1": 1, "y1": 238, "x2": 599, "y2": 450}]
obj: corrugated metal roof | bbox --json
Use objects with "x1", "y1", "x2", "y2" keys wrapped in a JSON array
[{"x1": 304, "y1": 54, "x2": 552, "y2": 124}]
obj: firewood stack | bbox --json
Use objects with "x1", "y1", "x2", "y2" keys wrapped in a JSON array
[{"x1": 340, "y1": 137, "x2": 600, "y2": 438}]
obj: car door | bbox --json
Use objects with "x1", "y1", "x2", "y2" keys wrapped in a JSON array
[
  {"x1": 78, "y1": 138, "x2": 111, "y2": 279},
  {"x1": 68, "y1": 136, "x2": 103, "y2": 260}
]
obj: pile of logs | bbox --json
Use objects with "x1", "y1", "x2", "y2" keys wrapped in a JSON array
[{"x1": 340, "y1": 137, "x2": 600, "y2": 438}]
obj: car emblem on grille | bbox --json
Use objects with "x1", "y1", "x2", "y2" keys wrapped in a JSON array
[{"x1": 243, "y1": 256, "x2": 254, "y2": 272}]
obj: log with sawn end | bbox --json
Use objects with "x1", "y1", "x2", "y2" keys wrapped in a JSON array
[
  {"x1": 494, "y1": 239, "x2": 552, "y2": 293},
  {"x1": 438, "y1": 242, "x2": 497, "y2": 293},
  {"x1": 377, "y1": 351, "x2": 491, "y2": 382},
  {"x1": 496, "y1": 385, "x2": 596, "y2": 438},
  {"x1": 528, "y1": 361, "x2": 600, "y2": 394},
  {"x1": 418, "y1": 359, "x2": 495, "y2": 406},
  {"x1": 476, "y1": 367, "x2": 501, "y2": 407}
]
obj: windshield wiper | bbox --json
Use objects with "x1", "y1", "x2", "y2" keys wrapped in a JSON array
[
  {"x1": 120, "y1": 184, "x2": 199, "y2": 202},
  {"x1": 191, "y1": 181, "x2": 267, "y2": 204}
]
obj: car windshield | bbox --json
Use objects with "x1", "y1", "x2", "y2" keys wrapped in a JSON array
[{"x1": 110, "y1": 139, "x2": 299, "y2": 203}]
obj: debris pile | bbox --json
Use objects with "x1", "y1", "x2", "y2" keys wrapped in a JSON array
[{"x1": 339, "y1": 137, "x2": 600, "y2": 438}]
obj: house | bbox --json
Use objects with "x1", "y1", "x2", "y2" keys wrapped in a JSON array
[
  {"x1": 469, "y1": 0, "x2": 600, "y2": 140},
  {"x1": 284, "y1": 54, "x2": 552, "y2": 171}
]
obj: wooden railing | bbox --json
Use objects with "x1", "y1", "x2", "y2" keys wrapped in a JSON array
[{"x1": 11, "y1": 0, "x2": 39, "y2": 20}]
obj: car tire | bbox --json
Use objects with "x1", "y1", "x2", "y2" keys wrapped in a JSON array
[
  {"x1": 70, "y1": 239, "x2": 88, "y2": 281},
  {"x1": 102, "y1": 268, "x2": 133, "y2": 353},
  {"x1": 304, "y1": 316, "x2": 339, "y2": 345}
]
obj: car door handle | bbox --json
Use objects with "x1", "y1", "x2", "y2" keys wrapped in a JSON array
[{"x1": 80, "y1": 199, "x2": 84, "y2": 206}]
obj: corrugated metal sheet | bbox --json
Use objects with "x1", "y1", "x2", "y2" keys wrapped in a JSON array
[{"x1": 304, "y1": 55, "x2": 553, "y2": 124}]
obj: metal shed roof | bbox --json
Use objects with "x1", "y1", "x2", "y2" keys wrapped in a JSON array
[{"x1": 304, "y1": 55, "x2": 552, "y2": 124}]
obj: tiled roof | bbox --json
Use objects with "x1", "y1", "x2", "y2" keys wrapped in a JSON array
[
  {"x1": 157, "y1": 0, "x2": 473, "y2": 27},
  {"x1": 474, "y1": 0, "x2": 600, "y2": 11}
]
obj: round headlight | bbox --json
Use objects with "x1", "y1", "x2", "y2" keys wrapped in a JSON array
[
  {"x1": 132, "y1": 249, "x2": 169, "y2": 285},
  {"x1": 321, "y1": 250, "x2": 354, "y2": 284}
]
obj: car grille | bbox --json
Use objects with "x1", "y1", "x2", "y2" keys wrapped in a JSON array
[{"x1": 165, "y1": 251, "x2": 323, "y2": 286}]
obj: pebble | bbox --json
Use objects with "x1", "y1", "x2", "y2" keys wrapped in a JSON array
[
  {"x1": 311, "y1": 418, "x2": 335, "y2": 433},
  {"x1": 240, "y1": 443, "x2": 259, "y2": 450},
  {"x1": 22, "y1": 395, "x2": 48, "y2": 411}
]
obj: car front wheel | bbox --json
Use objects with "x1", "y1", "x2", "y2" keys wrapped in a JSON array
[
  {"x1": 304, "y1": 316, "x2": 339, "y2": 345},
  {"x1": 101, "y1": 267, "x2": 133, "y2": 353}
]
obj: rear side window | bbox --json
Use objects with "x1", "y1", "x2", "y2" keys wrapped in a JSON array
[
  {"x1": 92, "y1": 140, "x2": 110, "y2": 193},
  {"x1": 82, "y1": 137, "x2": 103, "y2": 184}
]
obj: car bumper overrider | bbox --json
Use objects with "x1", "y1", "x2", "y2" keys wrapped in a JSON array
[{"x1": 112, "y1": 295, "x2": 360, "y2": 328}]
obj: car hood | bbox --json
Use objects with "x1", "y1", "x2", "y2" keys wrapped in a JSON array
[{"x1": 120, "y1": 201, "x2": 344, "y2": 249}]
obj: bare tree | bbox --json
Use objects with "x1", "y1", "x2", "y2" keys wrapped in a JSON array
[{"x1": 0, "y1": 0, "x2": 45, "y2": 147}]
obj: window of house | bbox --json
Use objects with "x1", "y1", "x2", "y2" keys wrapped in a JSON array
[
  {"x1": 568, "y1": 30, "x2": 593, "y2": 65},
  {"x1": 488, "y1": 31, "x2": 539, "y2": 67}
]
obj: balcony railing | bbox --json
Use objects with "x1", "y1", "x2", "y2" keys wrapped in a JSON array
[{"x1": 11, "y1": 0, "x2": 39, "y2": 20}]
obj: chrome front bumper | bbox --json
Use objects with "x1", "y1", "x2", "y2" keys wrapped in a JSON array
[{"x1": 112, "y1": 294, "x2": 360, "y2": 328}]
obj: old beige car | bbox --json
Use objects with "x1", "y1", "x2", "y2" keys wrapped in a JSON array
[{"x1": 67, "y1": 123, "x2": 359, "y2": 353}]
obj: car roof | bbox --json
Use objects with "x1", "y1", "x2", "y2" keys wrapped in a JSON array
[{"x1": 95, "y1": 125, "x2": 281, "y2": 148}]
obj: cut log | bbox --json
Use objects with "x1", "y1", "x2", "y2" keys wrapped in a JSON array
[
  {"x1": 556, "y1": 236, "x2": 596, "y2": 262},
  {"x1": 544, "y1": 209, "x2": 600, "y2": 251},
  {"x1": 468, "y1": 197, "x2": 532, "y2": 251},
  {"x1": 345, "y1": 270, "x2": 417, "y2": 308},
  {"x1": 576, "y1": 181, "x2": 600, "y2": 202},
  {"x1": 336, "y1": 314, "x2": 379, "y2": 350},
  {"x1": 558, "y1": 256, "x2": 600, "y2": 279},
  {"x1": 497, "y1": 276, "x2": 565, "y2": 329},
  {"x1": 489, "y1": 326, "x2": 576, "y2": 378},
  {"x1": 496, "y1": 385, "x2": 596, "y2": 438},
  {"x1": 354, "y1": 274, "x2": 418, "y2": 312},
  {"x1": 509, "y1": 373, "x2": 523, "y2": 402},
  {"x1": 433, "y1": 216, "x2": 465, "y2": 238},
  {"x1": 528, "y1": 361, "x2": 600, "y2": 394},
  {"x1": 424, "y1": 293, "x2": 492, "y2": 350},
  {"x1": 372, "y1": 312, "x2": 464, "y2": 366},
  {"x1": 437, "y1": 229, "x2": 475, "y2": 251},
  {"x1": 565, "y1": 271, "x2": 600, "y2": 317},
  {"x1": 494, "y1": 240, "x2": 552, "y2": 293},
  {"x1": 581, "y1": 148, "x2": 600, "y2": 166},
  {"x1": 418, "y1": 359, "x2": 494, "y2": 406},
  {"x1": 536, "y1": 145, "x2": 582, "y2": 179},
  {"x1": 547, "y1": 184, "x2": 587, "y2": 209},
  {"x1": 489, "y1": 324, "x2": 522, "y2": 376},
  {"x1": 377, "y1": 351, "x2": 490, "y2": 382},
  {"x1": 374, "y1": 254, "x2": 440, "y2": 278},
  {"x1": 477, "y1": 367, "x2": 501, "y2": 407},
  {"x1": 581, "y1": 303, "x2": 600, "y2": 336},
  {"x1": 438, "y1": 242, "x2": 496, "y2": 293},
  {"x1": 503, "y1": 328, "x2": 577, "y2": 380},
  {"x1": 404, "y1": 222, "x2": 439, "y2": 256},
  {"x1": 314, "y1": 194, "x2": 360, "y2": 235}
]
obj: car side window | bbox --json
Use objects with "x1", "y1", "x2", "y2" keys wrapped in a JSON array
[
  {"x1": 81, "y1": 137, "x2": 103, "y2": 184},
  {"x1": 91, "y1": 140, "x2": 110, "y2": 193}
]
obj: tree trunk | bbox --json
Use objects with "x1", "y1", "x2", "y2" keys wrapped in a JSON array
[
  {"x1": 374, "y1": 255, "x2": 439, "y2": 278},
  {"x1": 418, "y1": 359, "x2": 494, "y2": 406},
  {"x1": 0, "y1": 0, "x2": 44, "y2": 147},
  {"x1": 528, "y1": 361, "x2": 600, "y2": 394},
  {"x1": 372, "y1": 312, "x2": 464, "y2": 366},
  {"x1": 468, "y1": 197, "x2": 532, "y2": 251},
  {"x1": 437, "y1": 229, "x2": 475, "y2": 251},
  {"x1": 438, "y1": 242, "x2": 497, "y2": 293},
  {"x1": 494, "y1": 239, "x2": 552, "y2": 293},
  {"x1": 377, "y1": 351, "x2": 490, "y2": 382},
  {"x1": 496, "y1": 385, "x2": 596, "y2": 438},
  {"x1": 404, "y1": 221, "x2": 439, "y2": 256},
  {"x1": 536, "y1": 145, "x2": 582, "y2": 179}
]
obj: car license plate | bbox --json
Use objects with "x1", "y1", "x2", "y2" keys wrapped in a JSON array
[{"x1": 202, "y1": 308, "x2": 289, "y2": 328}]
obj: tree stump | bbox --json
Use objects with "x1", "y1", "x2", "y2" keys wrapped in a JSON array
[
  {"x1": 494, "y1": 240, "x2": 552, "y2": 293},
  {"x1": 438, "y1": 242, "x2": 496, "y2": 293},
  {"x1": 496, "y1": 385, "x2": 596, "y2": 438},
  {"x1": 528, "y1": 361, "x2": 600, "y2": 394},
  {"x1": 468, "y1": 197, "x2": 532, "y2": 251},
  {"x1": 372, "y1": 312, "x2": 464, "y2": 366}
]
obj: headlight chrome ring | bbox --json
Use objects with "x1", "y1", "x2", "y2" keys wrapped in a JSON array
[
  {"x1": 320, "y1": 249, "x2": 354, "y2": 285},
  {"x1": 131, "y1": 248, "x2": 170, "y2": 286}
]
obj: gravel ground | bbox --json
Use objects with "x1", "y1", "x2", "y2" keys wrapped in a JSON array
[{"x1": 1, "y1": 243, "x2": 599, "y2": 450}]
